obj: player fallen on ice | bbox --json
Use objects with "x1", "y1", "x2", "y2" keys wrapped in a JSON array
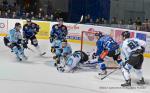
[
  {"x1": 23, "y1": 19, "x2": 46, "y2": 56},
  {"x1": 57, "y1": 51, "x2": 89, "y2": 73},
  {"x1": 89, "y1": 32, "x2": 123, "y2": 75},
  {"x1": 51, "y1": 39, "x2": 72, "y2": 66},
  {"x1": 120, "y1": 31, "x2": 146, "y2": 87},
  {"x1": 4, "y1": 23, "x2": 28, "y2": 61},
  {"x1": 50, "y1": 18, "x2": 68, "y2": 44}
]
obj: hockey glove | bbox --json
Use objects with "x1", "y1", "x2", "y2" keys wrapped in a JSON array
[{"x1": 51, "y1": 47, "x2": 56, "y2": 53}]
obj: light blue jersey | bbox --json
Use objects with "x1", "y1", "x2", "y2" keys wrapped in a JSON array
[
  {"x1": 6, "y1": 28, "x2": 27, "y2": 61},
  {"x1": 62, "y1": 44, "x2": 72, "y2": 57},
  {"x1": 51, "y1": 40, "x2": 62, "y2": 56},
  {"x1": 7, "y1": 28, "x2": 22, "y2": 43}
]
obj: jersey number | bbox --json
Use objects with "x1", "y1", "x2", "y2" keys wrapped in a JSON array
[{"x1": 127, "y1": 40, "x2": 139, "y2": 50}]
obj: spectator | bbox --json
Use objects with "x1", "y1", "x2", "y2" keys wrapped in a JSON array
[
  {"x1": 84, "y1": 16, "x2": 90, "y2": 23},
  {"x1": 21, "y1": 12, "x2": 26, "y2": 19},
  {"x1": 38, "y1": 8, "x2": 44, "y2": 16},
  {"x1": 100, "y1": 18, "x2": 105, "y2": 24},
  {"x1": 118, "y1": 19, "x2": 125, "y2": 25},
  {"x1": 3, "y1": 12, "x2": 9, "y2": 18},
  {"x1": 50, "y1": 14, "x2": 54, "y2": 21},
  {"x1": 128, "y1": 18, "x2": 133, "y2": 25},
  {"x1": 36, "y1": 13, "x2": 43, "y2": 20},
  {"x1": 25, "y1": 12, "x2": 30, "y2": 19},
  {"x1": 44, "y1": 14, "x2": 51, "y2": 21},
  {"x1": 135, "y1": 17, "x2": 142, "y2": 31},
  {"x1": 95, "y1": 18, "x2": 100, "y2": 25},
  {"x1": 141, "y1": 19, "x2": 150, "y2": 32},
  {"x1": 12, "y1": 11, "x2": 17, "y2": 19},
  {"x1": 89, "y1": 18, "x2": 94, "y2": 25},
  {"x1": 111, "y1": 17, "x2": 118, "y2": 24},
  {"x1": 30, "y1": 11, "x2": 34, "y2": 18},
  {"x1": 86, "y1": 14, "x2": 91, "y2": 23},
  {"x1": 7, "y1": 9, "x2": 11, "y2": 18}
]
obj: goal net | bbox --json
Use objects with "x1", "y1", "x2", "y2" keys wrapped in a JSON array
[{"x1": 80, "y1": 31, "x2": 119, "y2": 69}]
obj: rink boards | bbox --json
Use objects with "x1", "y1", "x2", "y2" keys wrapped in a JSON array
[{"x1": 0, "y1": 18, "x2": 150, "y2": 58}]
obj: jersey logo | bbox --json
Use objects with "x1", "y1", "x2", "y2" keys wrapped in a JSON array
[{"x1": 127, "y1": 40, "x2": 139, "y2": 50}]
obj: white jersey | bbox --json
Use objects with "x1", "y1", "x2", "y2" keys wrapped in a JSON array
[{"x1": 122, "y1": 38, "x2": 146, "y2": 59}]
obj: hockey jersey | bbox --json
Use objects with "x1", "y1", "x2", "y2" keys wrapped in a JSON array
[
  {"x1": 96, "y1": 35, "x2": 119, "y2": 56},
  {"x1": 23, "y1": 23, "x2": 39, "y2": 38},
  {"x1": 122, "y1": 38, "x2": 146, "y2": 59},
  {"x1": 50, "y1": 24, "x2": 68, "y2": 40},
  {"x1": 7, "y1": 28, "x2": 22, "y2": 43}
]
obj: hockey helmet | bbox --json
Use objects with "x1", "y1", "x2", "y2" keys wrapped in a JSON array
[
  {"x1": 95, "y1": 32, "x2": 103, "y2": 38},
  {"x1": 121, "y1": 31, "x2": 130, "y2": 39}
]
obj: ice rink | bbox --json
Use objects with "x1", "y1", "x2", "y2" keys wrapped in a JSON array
[{"x1": 0, "y1": 37, "x2": 149, "y2": 93}]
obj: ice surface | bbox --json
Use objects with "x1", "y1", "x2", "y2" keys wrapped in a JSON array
[{"x1": 0, "y1": 37, "x2": 149, "y2": 93}]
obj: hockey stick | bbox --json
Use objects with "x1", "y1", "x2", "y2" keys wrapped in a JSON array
[
  {"x1": 74, "y1": 15, "x2": 84, "y2": 26},
  {"x1": 101, "y1": 68, "x2": 120, "y2": 80}
]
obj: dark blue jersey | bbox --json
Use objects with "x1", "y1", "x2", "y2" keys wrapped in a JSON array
[
  {"x1": 96, "y1": 35, "x2": 119, "y2": 56},
  {"x1": 23, "y1": 23, "x2": 39, "y2": 38},
  {"x1": 50, "y1": 24, "x2": 68, "y2": 40}
]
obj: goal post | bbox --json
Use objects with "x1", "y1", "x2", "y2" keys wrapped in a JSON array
[{"x1": 80, "y1": 31, "x2": 119, "y2": 69}]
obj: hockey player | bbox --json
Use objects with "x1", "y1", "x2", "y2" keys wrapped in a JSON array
[
  {"x1": 5, "y1": 23, "x2": 28, "y2": 61},
  {"x1": 92, "y1": 32, "x2": 123, "y2": 75},
  {"x1": 23, "y1": 19, "x2": 45, "y2": 56},
  {"x1": 50, "y1": 18, "x2": 68, "y2": 43},
  {"x1": 61, "y1": 39, "x2": 72, "y2": 59},
  {"x1": 51, "y1": 39, "x2": 72, "y2": 66},
  {"x1": 121, "y1": 31, "x2": 146, "y2": 87},
  {"x1": 57, "y1": 51, "x2": 89, "y2": 72},
  {"x1": 51, "y1": 36, "x2": 63, "y2": 66}
]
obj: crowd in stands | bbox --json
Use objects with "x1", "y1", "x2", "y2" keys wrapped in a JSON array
[
  {"x1": 0, "y1": 0, "x2": 150, "y2": 32},
  {"x1": 0, "y1": 0, "x2": 63, "y2": 21},
  {"x1": 81, "y1": 15, "x2": 150, "y2": 32}
]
